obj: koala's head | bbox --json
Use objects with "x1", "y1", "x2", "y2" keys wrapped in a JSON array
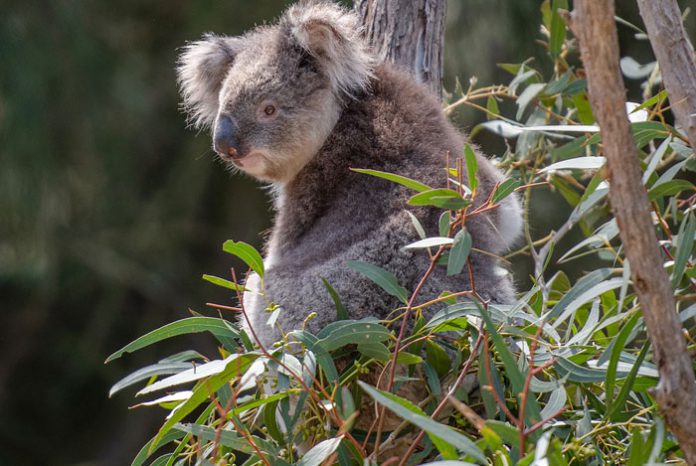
[{"x1": 177, "y1": 1, "x2": 374, "y2": 183}]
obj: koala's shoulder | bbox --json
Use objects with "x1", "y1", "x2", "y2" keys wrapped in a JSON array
[{"x1": 331, "y1": 63, "x2": 463, "y2": 166}]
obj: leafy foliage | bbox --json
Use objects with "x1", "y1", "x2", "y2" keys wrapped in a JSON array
[{"x1": 110, "y1": 6, "x2": 695, "y2": 465}]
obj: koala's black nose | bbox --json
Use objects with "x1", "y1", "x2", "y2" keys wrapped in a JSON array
[{"x1": 213, "y1": 115, "x2": 241, "y2": 158}]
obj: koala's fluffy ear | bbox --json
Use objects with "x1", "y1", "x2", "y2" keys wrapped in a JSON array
[
  {"x1": 177, "y1": 34, "x2": 241, "y2": 129},
  {"x1": 285, "y1": 1, "x2": 375, "y2": 98}
]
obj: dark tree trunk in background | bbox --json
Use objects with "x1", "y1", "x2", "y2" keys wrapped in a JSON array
[
  {"x1": 637, "y1": 0, "x2": 696, "y2": 150},
  {"x1": 354, "y1": 0, "x2": 447, "y2": 98},
  {"x1": 572, "y1": 2, "x2": 696, "y2": 464}
]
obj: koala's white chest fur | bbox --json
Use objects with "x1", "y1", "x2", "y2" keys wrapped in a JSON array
[{"x1": 241, "y1": 209, "x2": 283, "y2": 347}]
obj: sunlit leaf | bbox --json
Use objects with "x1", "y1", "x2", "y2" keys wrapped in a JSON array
[
  {"x1": 202, "y1": 274, "x2": 246, "y2": 292},
  {"x1": 404, "y1": 237, "x2": 454, "y2": 250},
  {"x1": 106, "y1": 317, "x2": 239, "y2": 363},
  {"x1": 298, "y1": 437, "x2": 343, "y2": 466},
  {"x1": 408, "y1": 188, "x2": 470, "y2": 210},
  {"x1": 351, "y1": 168, "x2": 432, "y2": 192},
  {"x1": 223, "y1": 240, "x2": 264, "y2": 278}
]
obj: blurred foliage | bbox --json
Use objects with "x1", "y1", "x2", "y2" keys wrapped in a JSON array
[{"x1": 0, "y1": 1, "x2": 693, "y2": 465}]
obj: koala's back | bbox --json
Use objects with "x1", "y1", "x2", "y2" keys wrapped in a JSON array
[{"x1": 244, "y1": 64, "x2": 519, "y2": 346}]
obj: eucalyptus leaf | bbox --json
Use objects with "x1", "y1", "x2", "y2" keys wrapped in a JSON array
[
  {"x1": 358, "y1": 382, "x2": 486, "y2": 463},
  {"x1": 223, "y1": 240, "x2": 264, "y2": 278},
  {"x1": 351, "y1": 168, "x2": 432, "y2": 192},
  {"x1": 346, "y1": 260, "x2": 409, "y2": 304},
  {"x1": 106, "y1": 317, "x2": 239, "y2": 363}
]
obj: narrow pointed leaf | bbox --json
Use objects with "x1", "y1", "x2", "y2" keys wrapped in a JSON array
[
  {"x1": 447, "y1": 229, "x2": 472, "y2": 276},
  {"x1": 223, "y1": 240, "x2": 264, "y2": 278},
  {"x1": 351, "y1": 168, "x2": 432, "y2": 192},
  {"x1": 359, "y1": 382, "x2": 486, "y2": 463},
  {"x1": 346, "y1": 260, "x2": 409, "y2": 304},
  {"x1": 106, "y1": 317, "x2": 239, "y2": 363}
]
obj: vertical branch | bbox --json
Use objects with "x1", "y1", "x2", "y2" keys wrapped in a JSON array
[
  {"x1": 354, "y1": 0, "x2": 447, "y2": 98},
  {"x1": 637, "y1": 0, "x2": 696, "y2": 149},
  {"x1": 571, "y1": 3, "x2": 696, "y2": 464}
]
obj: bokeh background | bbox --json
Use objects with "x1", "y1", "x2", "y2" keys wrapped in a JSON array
[{"x1": 1, "y1": 1, "x2": 692, "y2": 464}]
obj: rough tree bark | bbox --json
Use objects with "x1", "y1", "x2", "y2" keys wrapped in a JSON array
[
  {"x1": 637, "y1": 0, "x2": 696, "y2": 150},
  {"x1": 354, "y1": 0, "x2": 446, "y2": 98},
  {"x1": 571, "y1": 3, "x2": 696, "y2": 464}
]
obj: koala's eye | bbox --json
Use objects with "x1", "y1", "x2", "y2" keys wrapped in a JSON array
[{"x1": 263, "y1": 105, "x2": 276, "y2": 116}]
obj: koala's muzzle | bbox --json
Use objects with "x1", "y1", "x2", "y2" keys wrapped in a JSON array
[{"x1": 213, "y1": 115, "x2": 242, "y2": 159}]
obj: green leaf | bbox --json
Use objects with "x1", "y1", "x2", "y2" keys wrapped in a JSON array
[
  {"x1": 485, "y1": 420, "x2": 520, "y2": 449},
  {"x1": 175, "y1": 421, "x2": 274, "y2": 454},
  {"x1": 202, "y1": 274, "x2": 245, "y2": 291},
  {"x1": 464, "y1": 145, "x2": 479, "y2": 191},
  {"x1": 605, "y1": 312, "x2": 641, "y2": 416},
  {"x1": 492, "y1": 179, "x2": 521, "y2": 204},
  {"x1": 396, "y1": 352, "x2": 424, "y2": 365},
  {"x1": 447, "y1": 229, "x2": 472, "y2": 276},
  {"x1": 351, "y1": 168, "x2": 432, "y2": 192},
  {"x1": 346, "y1": 260, "x2": 409, "y2": 304},
  {"x1": 547, "y1": 268, "x2": 613, "y2": 319},
  {"x1": 131, "y1": 429, "x2": 186, "y2": 466},
  {"x1": 316, "y1": 320, "x2": 391, "y2": 352},
  {"x1": 106, "y1": 317, "x2": 239, "y2": 363},
  {"x1": 406, "y1": 210, "x2": 427, "y2": 239},
  {"x1": 554, "y1": 357, "x2": 607, "y2": 383},
  {"x1": 425, "y1": 340, "x2": 451, "y2": 377},
  {"x1": 408, "y1": 189, "x2": 470, "y2": 210},
  {"x1": 321, "y1": 277, "x2": 349, "y2": 321},
  {"x1": 632, "y1": 89, "x2": 668, "y2": 113},
  {"x1": 149, "y1": 454, "x2": 173, "y2": 466},
  {"x1": 478, "y1": 304, "x2": 543, "y2": 425},
  {"x1": 148, "y1": 353, "x2": 259, "y2": 452},
  {"x1": 262, "y1": 400, "x2": 285, "y2": 443},
  {"x1": 647, "y1": 179, "x2": 694, "y2": 201},
  {"x1": 549, "y1": 0, "x2": 568, "y2": 57},
  {"x1": 136, "y1": 354, "x2": 252, "y2": 396},
  {"x1": 539, "y1": 386, "x2": 566, "y2": 420},
  {"x1": 516, "y1": 83, "x2": 545, "y2": 120},
  {"x1": 672, "y1": 214, "x2": 695, "y2": 286},
  {"x1": 439, "y1": 211, "x2": 452, "y2": 237},
  {"x1": 109, "y1": 362, "x2": 193, "y2": 397},
  {"x1": 223, "y1": 240, "x2": 264, "y2": 278},
  {"x1": 543, "y1": 72, "x2": 571, "y2": 96},
  {"x1": 419, "y1": 462, "x2": 479, "y2": 466},
  {"x1": 607, "y1": 341, "x2": 650, "y2": 420},
  {"x1": 298, "y1": 437, "x2": 343, "y2": 466},
  {"x1": 358, "y1": 382, "x2": 486, "y2": 463},
  {"x1": 486, "y1": 96, "x2": 500, "y2": 119},
  {"x1": 358, "y1": 342, "x2": 391, "y2": 361}
]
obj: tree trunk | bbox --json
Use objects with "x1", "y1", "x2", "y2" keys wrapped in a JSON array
[
  {"x1": 637, "y1": 0, "x2": 696, "y2": 150},
  {"x1": 354, "y1": 0, "x2": 447, "y2": 98},
  {"x1": 571, "y1": 3, "x2": 696, "y2": 464}
]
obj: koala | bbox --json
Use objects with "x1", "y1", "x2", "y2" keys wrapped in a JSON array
[{"x1": 177, "y1": 1, "x2": 522, "y2": 349}]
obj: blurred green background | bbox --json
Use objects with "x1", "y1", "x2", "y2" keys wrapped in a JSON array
[{"x1": 1, "y1": 1, "x2": 691, "y2": 464}]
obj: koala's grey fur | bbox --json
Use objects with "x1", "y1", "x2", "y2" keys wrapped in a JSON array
[{"x1": 178, "y1": 1, "x2": 522, "y2": 349}]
